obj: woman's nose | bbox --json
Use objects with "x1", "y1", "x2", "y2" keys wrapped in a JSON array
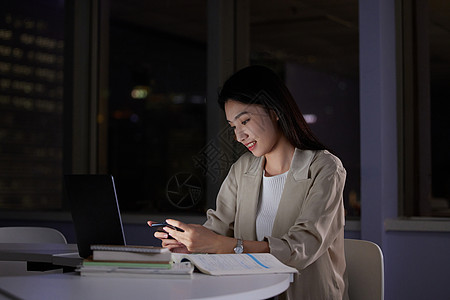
[{"x1": 235, "y1": 128, "x2": 248, "y2": 142}]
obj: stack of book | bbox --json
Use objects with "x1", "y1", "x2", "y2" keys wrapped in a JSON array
[{"x1": 76, "y1": 245, "x2": 194, "y2": 278}]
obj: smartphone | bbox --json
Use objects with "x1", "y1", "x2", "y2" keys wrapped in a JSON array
[{"x1": 150, "y1": 222, "x2": 184, "y2": 233}]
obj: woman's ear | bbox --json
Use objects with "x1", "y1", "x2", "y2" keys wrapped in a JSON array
[{"x1": 269, "y1": 109, "x2": 279, "y2": 121}]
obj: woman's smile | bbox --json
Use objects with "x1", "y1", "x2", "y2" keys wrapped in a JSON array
[{"x1": 246, "y1": 141, "x2": 256, "y2": 151}]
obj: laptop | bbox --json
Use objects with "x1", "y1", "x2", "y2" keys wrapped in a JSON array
[{"x1": 64, "y1": 174, "x2": 126, "y2": 258}]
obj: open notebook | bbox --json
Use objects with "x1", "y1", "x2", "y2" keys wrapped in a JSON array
[{"x1": 64, "y1": 174, "x2": 126, "y2": 258}]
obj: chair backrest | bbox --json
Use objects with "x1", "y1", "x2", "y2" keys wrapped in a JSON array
[
  {"x1": 344, "y1": 238, "x2": 384, "y2": 300},
  {"x1": 0, "y1": 227, "x2": 67, "y2": 244}
]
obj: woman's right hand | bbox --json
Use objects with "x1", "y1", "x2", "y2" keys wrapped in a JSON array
[{"x1": 147, "y1": 221, "x2": 190, "y2": 253}]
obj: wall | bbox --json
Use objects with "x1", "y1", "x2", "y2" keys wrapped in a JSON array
[{"x1": 384, "y1": 231, "x2": 449, "y2": 299}]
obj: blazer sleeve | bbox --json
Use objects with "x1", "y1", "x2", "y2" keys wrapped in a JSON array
[
  {"x1": 266, "y1": 153, "x2": 346, "y2": 269},
  {"x1": 202, "y1": 163, "x2": 238, "y2": 237}
]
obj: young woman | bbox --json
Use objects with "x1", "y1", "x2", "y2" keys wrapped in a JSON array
[{"x1": 148, "y1": 65, "x2": 348, "y2": 300}]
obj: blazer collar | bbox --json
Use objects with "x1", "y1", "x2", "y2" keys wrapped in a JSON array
[
  {"x1": 289, "y1": 148, "x2": 316, "y2": 181},
  {"x1": 244, "y1": 148, "x2": 315, "y2": 178},
  {"x1": 245, "y1": 155, "x2": 264, "y2": 176},
  {"x1": 237, "y1": 149, "x2": 316, "y2": 240},
  {"x1": 238, "y1": 156, "x2": 264, "y2": 240}
]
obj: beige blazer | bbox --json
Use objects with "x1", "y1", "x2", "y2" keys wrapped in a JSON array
[{"x1": 204, "y1": 149, "x2": 348, "y2": 300}]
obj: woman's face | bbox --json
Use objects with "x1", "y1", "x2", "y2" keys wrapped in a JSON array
[{"x1": 225, "y1": 100, "x2": 281, "y2": 157}]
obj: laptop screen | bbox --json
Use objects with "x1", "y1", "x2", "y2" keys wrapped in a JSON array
[{"x1": 64, "y1": 174, "x2": 126, "y2": 258}]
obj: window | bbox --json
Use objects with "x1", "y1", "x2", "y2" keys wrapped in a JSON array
[
  {"x1": 107, "y1": 1, "x2": 208, "y2": 214},
  {"x1": 0, "y1": 0, "x2": 64, "y2": 210},
  {"x1": 0, "y1": 1, "x2": 361, "y2": 219},
  {"x1": 398, "y1": 0, "x2": 450, "y2": 217}
]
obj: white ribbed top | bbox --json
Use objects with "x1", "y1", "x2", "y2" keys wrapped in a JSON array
[{"x1": 256, "y1": 171, "x2": 288, "y2": 241}]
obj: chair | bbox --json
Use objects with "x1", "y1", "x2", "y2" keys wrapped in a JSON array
[
  {"x1": 0, "y1": 226, "x2": 67, "y2": 244},
  {"x1": 0, "y1": 226, "x2": 68, "y2": 276},
  {"x1": 344, "y1": 238, "x2": 384, "y2": 300}
]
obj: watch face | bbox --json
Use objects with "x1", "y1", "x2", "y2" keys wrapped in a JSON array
[{"x1": 234, "y1": 238, "x2": 243, "y2": 254}]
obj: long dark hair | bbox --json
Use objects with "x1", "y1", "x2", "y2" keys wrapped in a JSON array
[{"x1": 218, "y1": 65, "x2": 327, "y2": 150}]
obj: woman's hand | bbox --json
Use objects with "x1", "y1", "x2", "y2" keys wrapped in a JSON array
[
  {"x1": 154, "y1": 219, "x2": 235, "y2": 254},
  {"x1": 148, "y1": 220, "x2": 269, "y2": 254},
  {"x1": 147, "y1": 220, "x2": 190, "y2": 253}
]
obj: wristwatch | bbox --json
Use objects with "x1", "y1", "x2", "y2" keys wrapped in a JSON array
[{"x1": 233, "y1": 238, "x2": 244, "y2": 254}]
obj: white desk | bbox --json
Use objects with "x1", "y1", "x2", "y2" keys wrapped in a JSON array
[
  {"x1": 0, "y1": 244, "x2": 292, "y2": 299},
  {"x1": 0, "y1": 272, "x2": 291, "y2": 300}
]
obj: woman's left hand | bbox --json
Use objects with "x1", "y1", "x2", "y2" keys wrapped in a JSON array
[{"x1": 163, "y1": 219, "x2": 226, "y2": 253}]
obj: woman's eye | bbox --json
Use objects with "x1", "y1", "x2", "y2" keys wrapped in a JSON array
[{"x1": 241, "y1": 119, "x2": 250, "y2": 125}]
